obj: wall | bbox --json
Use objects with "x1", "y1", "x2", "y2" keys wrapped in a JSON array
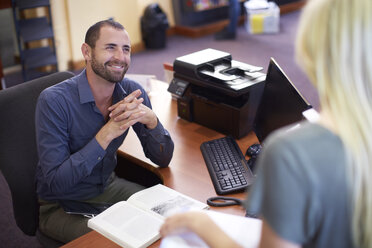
[
  {"x1": 0, "y1": 8, "x2": 17, "y2": 68},
  {"x1": 50, "y1": 0, "x2": 71, "y2": 71},
  {"x1": 50, "y1": 0, "x2": 174, "y2": 71}
]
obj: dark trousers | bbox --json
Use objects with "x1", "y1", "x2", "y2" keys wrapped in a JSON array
[
  {"x1": 39, "y1": 173, "x2": 145, "y2": 243},
  {"x1": 227, "y1": 0, "x2": 241, "y2": 33}
]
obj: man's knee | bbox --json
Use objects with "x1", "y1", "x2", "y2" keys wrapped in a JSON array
[
  {"x1": 39, "y1": 204, "x2": 91, "y2": 243},
  {"x1": 107, "y1": 176, "x2": 146, "y2": 201}
]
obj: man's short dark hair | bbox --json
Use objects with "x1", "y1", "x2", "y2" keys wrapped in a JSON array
[{"x1": 85, "y1": 20, "x2": 125, "y2": 48}]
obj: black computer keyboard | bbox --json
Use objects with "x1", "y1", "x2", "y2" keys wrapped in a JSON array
[{"x1": 200, "y1": 136, "x2": 255, "y2": 195}]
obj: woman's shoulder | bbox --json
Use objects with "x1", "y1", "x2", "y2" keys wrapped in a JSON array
[
  {"x1": 265, "y1": 121, "x2": 340, "y2": 151},
  {"x1": 261, "y1": 121, "x2": 345, "y2": 177}
]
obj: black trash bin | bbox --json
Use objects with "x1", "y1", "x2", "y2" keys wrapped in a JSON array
[{"x1": 141, "y1": 3, "x2": 169, "y2": 49}]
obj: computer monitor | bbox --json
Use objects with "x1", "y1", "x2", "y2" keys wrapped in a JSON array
[{"x1": 253, "y1": 58, "x2": 312, "y2": 143}]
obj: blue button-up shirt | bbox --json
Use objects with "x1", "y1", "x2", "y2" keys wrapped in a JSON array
[{"x1": 35, "y1": 70, "x2": 174, "y2": 201}]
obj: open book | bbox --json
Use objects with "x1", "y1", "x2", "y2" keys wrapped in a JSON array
[
  {"x1": 160, "y1": 210, "x2": 262, "y2": 248},
  {"x1": 87, "y1": 184, "x2": 209, "y2": 248}
]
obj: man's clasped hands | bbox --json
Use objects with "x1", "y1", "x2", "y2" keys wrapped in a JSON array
[{"x1": 95, "y1": 89, "x2": 158, "y2": 150}]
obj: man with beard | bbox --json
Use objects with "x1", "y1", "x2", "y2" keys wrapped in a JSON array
[{"x1": 35, "y1": 20, "x2": 174, "y2": 243}]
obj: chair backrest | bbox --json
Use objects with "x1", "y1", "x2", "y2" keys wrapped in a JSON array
[{"x1": 0, "y1": 71, "x2": 75, "y2": 235}]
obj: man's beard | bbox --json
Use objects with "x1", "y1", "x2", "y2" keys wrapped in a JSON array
[{"x1": 91, "y1": 53, "x2": 128, "y2": 83}]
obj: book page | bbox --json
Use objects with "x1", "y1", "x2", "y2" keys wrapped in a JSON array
[
  {"x1": 206, "y1": 210, "x2": 262, "y2": 247},
  {"x1": 88, "y1": 201, "x2": 162, "y2": 248},
  {"x1": 160, "y1": 210, "x2": 262, "y2": 248},
  {"x1": 128, "y1": 184, "x2": 208, "y2": 218}
]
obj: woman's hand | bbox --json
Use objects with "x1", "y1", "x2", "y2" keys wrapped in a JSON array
[{"x1": 160, "y1": 211, "x2": 242, "y2": 248}]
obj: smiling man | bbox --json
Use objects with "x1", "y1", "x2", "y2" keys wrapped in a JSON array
[{"x1": 35, "y1": 20, "x2": 174, "y2": 243}]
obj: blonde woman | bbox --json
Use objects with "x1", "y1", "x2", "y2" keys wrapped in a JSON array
[{"x1": 160, "y1": 0, "x2": 372, "y2": 247}]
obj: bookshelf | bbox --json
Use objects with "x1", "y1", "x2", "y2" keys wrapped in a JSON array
[
  {"x1": 172, "y1": 0, "x2": 245, "y2": 27},
  {"x1": 171, "y1": 0, "x2": 306, "y2": 38}
]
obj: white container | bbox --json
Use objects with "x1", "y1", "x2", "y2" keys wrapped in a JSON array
[{"x1": 245, "y1": 0, "x2": 280, "y2": 34}]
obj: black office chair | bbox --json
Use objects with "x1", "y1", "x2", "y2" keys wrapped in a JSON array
[{"x1": 0, "y1": 71, "x2": 75, "y2": 247}]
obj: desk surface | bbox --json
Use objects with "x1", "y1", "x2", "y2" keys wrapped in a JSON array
[{"x1": 61, "y1": 80, "x2": 257, "y2": 248}]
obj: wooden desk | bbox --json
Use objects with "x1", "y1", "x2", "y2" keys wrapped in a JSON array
[{"x1": 62, "y1": 80, "x2": 258, "y2": 248}]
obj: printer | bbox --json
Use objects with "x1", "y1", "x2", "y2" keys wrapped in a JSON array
[{"x1": 168, "y1": 48, "x2": 266, "y2": 139}]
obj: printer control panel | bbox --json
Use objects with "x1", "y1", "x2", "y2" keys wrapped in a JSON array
[{"x1": 167, "y1": 79, "x2": 189, "y2": 97}]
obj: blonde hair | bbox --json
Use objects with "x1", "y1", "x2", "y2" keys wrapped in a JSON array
[{"x1": 296, "y1": 0, "x2": 372, "y2": 247}]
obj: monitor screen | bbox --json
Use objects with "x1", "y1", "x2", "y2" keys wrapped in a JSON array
[{"x1": 254, "y1": 58, "x2": 312, "y2": 142}]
